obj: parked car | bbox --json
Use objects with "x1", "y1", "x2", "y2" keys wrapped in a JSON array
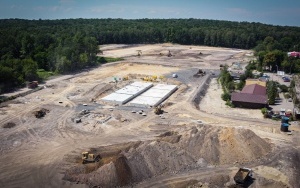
[
  {"x1": 288, "y1": 98, "x2": 292, "y2": 102},
  {"x1": 283, "y1": 77, "x2": 290, "y2": 82},
  {"x1": 262, "y1": 74, "x2": 270, "y2": 78},
  {"x1": 271, "y1": 114, "x2": 281, "y2": 119}
]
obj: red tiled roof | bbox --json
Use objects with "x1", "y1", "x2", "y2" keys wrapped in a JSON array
[
  {"x1": 231, "y1": 93, "x2": 268, "y2": 104},
  {"x1": 241, "y1": 84, "x2": 266, "y2": 95}
]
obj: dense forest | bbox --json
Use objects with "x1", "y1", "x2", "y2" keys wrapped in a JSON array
[{"x1": 1, "y1": 18, "x2": 300, "y2": 93}]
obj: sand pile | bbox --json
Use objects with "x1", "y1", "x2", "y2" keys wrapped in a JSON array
[
  {"x1": 64, "y1": 125, "x2": 271, "y2": 187},
  {"x1": 179, "y1": 125, "x2": 271, "y2": 165}
]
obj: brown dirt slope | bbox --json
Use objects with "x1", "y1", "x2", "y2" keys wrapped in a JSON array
[
  {"x1": 179, "y1": 125, "x2": 271, "y2": 165},
  {"x1": 63, "y1": 125, "x2": 271, "y2": 187}
]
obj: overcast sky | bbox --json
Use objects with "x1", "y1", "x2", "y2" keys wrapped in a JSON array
[{"x1": 1, "y1": 0, "x2": 300, "y2": 26}]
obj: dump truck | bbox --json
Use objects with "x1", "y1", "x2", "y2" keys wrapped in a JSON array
[
  {"x1": 234, "y1": 167, "x2": 253, "y2": 184},
  {"x1": 82, "y1": 151, "x2": 100, "y2": 164}
]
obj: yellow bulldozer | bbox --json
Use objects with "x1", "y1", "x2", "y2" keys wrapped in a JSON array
[{"x1": 82, "y1": 151, "x2": 100, "y2": 164}]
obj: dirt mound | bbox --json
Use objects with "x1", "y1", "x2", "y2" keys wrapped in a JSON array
[
  {"x1": 157, "y1": 131, "x2": 182, "y2": 144},
  {"x1": 63, "y1": 125, "x2": 271, "y2": 187},
  {"x1": 179, "y1": 125, "x2": 271, "y2": 165}
]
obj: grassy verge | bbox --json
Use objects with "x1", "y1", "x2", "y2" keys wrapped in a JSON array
[
  {"x1": 97, "y1": 56, "x2": 124, "y2": 64},
  {"x1": 37, "y1": 69, "x2": 57, "y2": 80}
]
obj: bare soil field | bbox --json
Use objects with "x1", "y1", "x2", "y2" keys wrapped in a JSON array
[
  {"x1": 0, "y1": 44, "x2": 299, "y2": 188},
  {"x1": 201, "y1": 78, "x2": 263, "y2": 119}
]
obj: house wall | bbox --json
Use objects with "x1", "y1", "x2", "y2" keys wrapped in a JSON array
[{"x1": 232, "y1": 101, "x2": 267, "y2": 109}]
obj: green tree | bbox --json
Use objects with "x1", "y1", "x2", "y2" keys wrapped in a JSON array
[
  {"x1": 221, "y1": 92, "x2": 231, "y2": 101},
  {"x1": 227, "y1": 81, "x2": 235, "y2": 92},
  {"x1": 261, "y1": 107, "x2": 268, "y2": 118},
  {"x1": 267, "y1": 81, "x2": 277, "y2": 105},
  {"x1": 22, "y1": 59, "x2": 38, "y2": 81},
  {"x1": 263, "y1": 52, "x2": 276, "y2": 70}
]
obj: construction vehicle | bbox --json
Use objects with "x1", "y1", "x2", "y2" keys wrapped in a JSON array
[
  {"x1": 137, "y1": 50, "x2": 142, "y2": 57},
  {"x1": 152, "y1": 75, "x2": 157, "y2": 81},
  {"x1": 154, "y1": 105, "x2": 163, "y2": 115},
  {"x1": 82, "y1": 151, "x2": 101, "y2": 164},
  {"x1": 193, "y1": 69, "x2": 206, "y2": 77},
  {"x1": 33, "y1": 108, "x2": 49, "y2": 118},
  {"x1": 234, "y1": 167, "x2": 253, "y2": 185},
  {"x1": 142, "y1": 75, "x2": 158, "y2": 82},
  {"x1": 28, "y1": 81, "x2": 38, "y2": 89}
]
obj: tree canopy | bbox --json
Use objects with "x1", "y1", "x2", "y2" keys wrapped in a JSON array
[{"x1": 1, "y1": 18, "x2": 300, "y2": 93}]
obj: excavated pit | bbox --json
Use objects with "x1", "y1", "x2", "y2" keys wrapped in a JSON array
[{"x1": 63, "y1": 125, "x2": 272, "y2": 187}]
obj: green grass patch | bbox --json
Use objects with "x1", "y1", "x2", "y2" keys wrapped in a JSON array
[
  {"x1": 97, "y1": 56, "x2": 124, "y2": 64},
  {"x1": 37, "y1": 69, "x2": 57, "y2": 80}
]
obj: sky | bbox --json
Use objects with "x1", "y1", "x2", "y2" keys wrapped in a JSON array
[{"x1": 0, "y1": 0, "x2": 300, "y2": 26}]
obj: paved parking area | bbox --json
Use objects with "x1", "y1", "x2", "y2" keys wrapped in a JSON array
[
  {"x1": 270, "y1": 93, "x2": 294, "y2": 112},
  {"x1": 265, "y1": 73, "x2": 294, "y2": 112},
  {"x1": 265, "y1": 72, "x2": 291, "y2": 86}
]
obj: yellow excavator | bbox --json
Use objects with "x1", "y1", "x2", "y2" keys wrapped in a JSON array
[{"x1": 82, "y1": 151, "x2": 100, "y2": 164}]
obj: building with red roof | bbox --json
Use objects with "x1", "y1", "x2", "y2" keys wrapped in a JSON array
[{"x1": 231, "y1": 84, "x2": 268, "y2": 109}]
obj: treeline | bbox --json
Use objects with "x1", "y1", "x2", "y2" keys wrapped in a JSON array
[
  {"x1": 254, "y1": 36, "x2": 300, "y2": 73},
  {"x1": 1, "y1": 18, "x2": 300, "y2": 93}
]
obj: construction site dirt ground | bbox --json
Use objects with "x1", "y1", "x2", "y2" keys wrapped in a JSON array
[{"x1": 0, "y1": 44, "x2": 300, "y2": 188}]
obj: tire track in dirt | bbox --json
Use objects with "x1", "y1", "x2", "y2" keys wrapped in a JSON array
[
  {"x1": 136, "y1": 167, "x2": 231, "y2": 188},
  {"x1": 0, "y1": 83, "x2": 77, "y2": 148},
  {"x1": 56, "y1": 98, "x2": 77, "y2": 141}
]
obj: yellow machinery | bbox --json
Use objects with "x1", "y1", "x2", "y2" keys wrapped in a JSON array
[
  {"x1": 142, "y1": 75, "x2": 158, "y2": 82},
  {"x1": 82, "y1": 151, "x2": 100, "y2": 164}
]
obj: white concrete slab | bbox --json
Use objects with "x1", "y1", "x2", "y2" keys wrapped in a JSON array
[
  {"x1": 101, "y1": 81, "x2": 153, "y2": 104},
  {"x1": 152, "y1": 84, "x2": 177, "y2": 90},
  {"x1": 129, "y1": 96, "x2": 161, "y2": 107},
  {"x1": 139, "y1": 88, "x2": 171, "y2": 98},
  {"x1": 101, "y1": 93, "x2": 133, "y2": 104},
  {"x1": 115, "y1": 86, "x2": 144, "y2": 95},
  {"x1": 129, "y1": 84, "x2": 177, "y2": 107}
]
